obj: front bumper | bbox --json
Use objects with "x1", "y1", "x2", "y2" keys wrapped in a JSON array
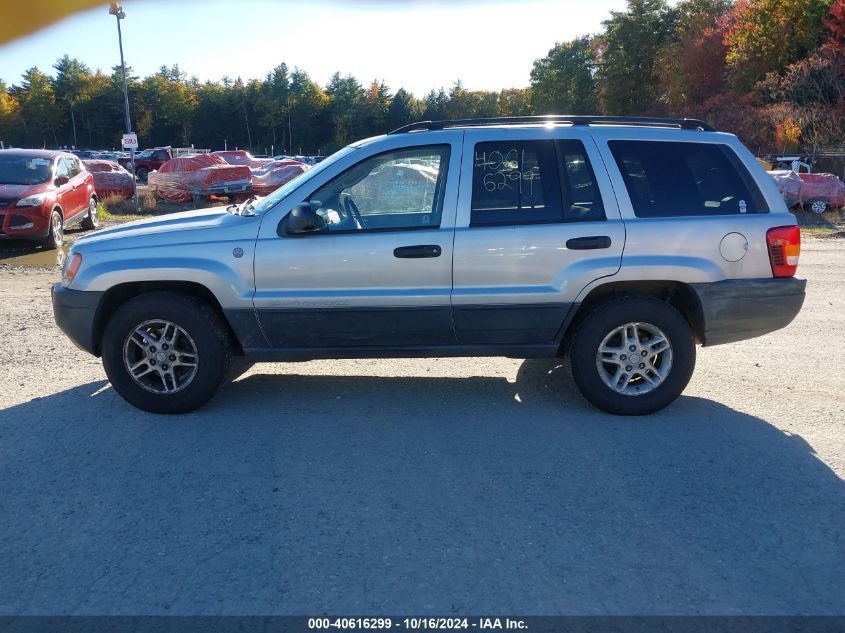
[
  {"x1": 0, "y1": 207, "x2": 50, "y2": 239},
  {"x1": 691, "y1": 277, "x2": 807, "y2": 346},
  {"x1": 52, "y1": 284, "x2": 104, "y2": 356}
]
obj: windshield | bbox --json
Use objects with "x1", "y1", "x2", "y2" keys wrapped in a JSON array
[
  {"x1": 0, "y1": 155, "x2": 53, "y2": 185},
  {"x1": 136, "y1": 149, "x2": 154, "y2": 159},
  {"x1": 250, "y1": 146, "x2": 357, "y2": 215}
]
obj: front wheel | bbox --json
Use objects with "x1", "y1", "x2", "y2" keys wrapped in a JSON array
[
  {"x1": 135, "y1": 167, "x2": 149, "y2": 182},
  {"x1": 101, "y1": 292, "x2": 231, "y2": 414},
  {"x1": 41, "y1": 209, "x2": 64, "y2": 250},
  {"x1": 569, "y1": 296, "x2": 695, "y2": 415},
  {"x1": 80, "y1": 196, "x2": 99, "y2": 230}
]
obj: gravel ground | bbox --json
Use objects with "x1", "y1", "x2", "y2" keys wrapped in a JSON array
[{"x1": 0, "y1": 239, "x2": 843, "y2": 615}]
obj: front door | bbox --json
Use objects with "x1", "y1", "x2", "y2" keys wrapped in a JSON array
[
  {"x1": 451, "y1": 128, "x2": 625, "y2": 345},
  {"x1": 65, "y1": 156, "x2": 89, "y2": 217},
  {"x1": 253, "y1": 137, "x2": 462, "y2": 349},
  {"x1": 54, "y1": 158, "x2": 77, "y2": 215}
]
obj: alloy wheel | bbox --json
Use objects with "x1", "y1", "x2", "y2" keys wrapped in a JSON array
[
  {"x1": 595, "y1": 321, "x2": 673, "y2": 396},
  {"x1": 122, "y1": 319, "x2": 199, "y2": 394}
]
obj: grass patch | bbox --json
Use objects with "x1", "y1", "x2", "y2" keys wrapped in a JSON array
[
  {"x1": 794, "y1": 208, "x2": 844, "y2": 238},
  {"x1": 97, "y1": 189, "x2": 231, "y2": 224},
  {"x1": 98, "y1": 191, "x2": 158, "y2": 222},
  {"x1": 801, "y1": 226, "x2": 844, "y2": 238}
]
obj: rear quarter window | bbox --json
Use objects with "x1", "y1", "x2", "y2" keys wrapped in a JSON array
[{"x1": 608, "y1": 140, "x2": 767, "y2": 218}]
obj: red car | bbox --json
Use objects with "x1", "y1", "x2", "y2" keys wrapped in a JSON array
[
  {"x1": 250, "y1": 160, "x2": 310, "y2": 196},
  {"x1": 0, "y1": 149, "x2": 99, "y2": 249},
  {"x1": 83, "y1": 159, "x2": 135, "y2": 200},
  {"x1": 211, "y1": 150, "x2": 271, "y2": 168},
  {"x1": 148, "y1": 154, "x2": 252, "y2": 202},
  {"x1": 133, "y1": 147, "x2": 174, "y2": 182}
]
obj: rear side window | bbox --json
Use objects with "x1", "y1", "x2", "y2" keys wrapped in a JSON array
[
  {"x1": 608, "y1": 140, "x2": 767, "y2": 217},
  {"x1": 471, "y1": 141, "x2": 562, "y2": 226},
  {"x1": 557, "y1": 140, "x2": 605, "y2": 221}
]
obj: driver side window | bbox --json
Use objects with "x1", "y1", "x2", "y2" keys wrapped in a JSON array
[
  {"x1": 307, "y1": 145, "x2": 450, "y2": 232},
  {"x1": 55, "y1": 159, "x2": 71, "y2": 180}
]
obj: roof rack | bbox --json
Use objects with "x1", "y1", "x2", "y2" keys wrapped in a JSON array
[{"x1": 388, "y1": 115, "x2": 715, "y2": 134}]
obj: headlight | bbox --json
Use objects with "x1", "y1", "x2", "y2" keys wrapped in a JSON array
[
  {"x1": 16, "y1": 194, "x2": 46, "y2": 207},
  {"x1": 62, "y1": 252, "x2": 83, "y2": 288}
]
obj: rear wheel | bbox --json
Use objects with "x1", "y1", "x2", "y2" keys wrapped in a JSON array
[
  {"x1": 569, "y1": 296, "x2": 695, "y2": 415},
  {"x1": 806, "y1": 199, "x2": 828, "y2": 214},
  {"x1": 41, "y1": 209, "x2": 63, "y2": 250},
  {"x1": 80, "y1": 196, "x2": 99, "y2": 230},
  {"x1": 101, "y1": 292, "x2": 231, "y2": 414}
]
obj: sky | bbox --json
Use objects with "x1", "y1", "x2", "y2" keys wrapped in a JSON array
[{"x1": 0, "y1": 0, "x2": 634, "y2": 96}]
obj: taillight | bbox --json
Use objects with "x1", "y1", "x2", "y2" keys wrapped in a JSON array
[{"x1": 766, "y1": 226, "x2": 800, "y2": 277}]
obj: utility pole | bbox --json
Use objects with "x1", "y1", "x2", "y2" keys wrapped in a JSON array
[{"x1": 110, "y1": 2, "x2": 140, "y2": 212}]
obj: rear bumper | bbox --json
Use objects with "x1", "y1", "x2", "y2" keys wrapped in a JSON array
[
  {"x1": 691, "y1": 277, "x2": 806, "y2": 346},
  {"x1": 200, "y1": 181, "x2": 252, "y2": 196},
  {"x1": 52, "y1": 284, "x2": 104, "y2": 356}
]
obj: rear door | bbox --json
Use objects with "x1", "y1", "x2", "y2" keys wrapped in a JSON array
[
  {"x1": 253, "y1": 133, "x2": 463, "y2": 349},
  {"x1": 451, "y1": 127, "x2": 625, "y2": 345}
]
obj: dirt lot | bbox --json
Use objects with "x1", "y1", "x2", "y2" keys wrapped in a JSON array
[{"x1": 0, "y1": 239, "x2": 843, "y2": 614}]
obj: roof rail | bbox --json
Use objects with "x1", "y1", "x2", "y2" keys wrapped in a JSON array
[{"x1": 388, "y1": 115, "x2": 715, "y2": 134}]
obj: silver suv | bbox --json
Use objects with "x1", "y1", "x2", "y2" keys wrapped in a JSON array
[{"x1": 52, "y1": 116, "x2": 806, "y2": 415}]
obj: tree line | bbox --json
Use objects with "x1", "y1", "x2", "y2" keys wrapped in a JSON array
[{"x1": 1, "y1": 0, "x2": 842, "y2": 156}]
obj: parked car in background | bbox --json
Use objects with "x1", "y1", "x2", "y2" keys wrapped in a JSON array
[
  {"x1": 53, "y1": 115, "x2": 805, "y2": 415},
  {"x1": 133, "y1": 146, "x2": 210, "y2": 182},
  {"x1": 147, "y1": 154, "x2": 251, "y2": 202},
  {"x1": 212, "y1": 150, "x2": 271, "y2": 168},
  {"x1": 214, "y1": 151, "x2": 309, "y2": 196},
  {"x1": 114, "y1": 152, "x2": 133, "y2": 170},
  {"x1": 0, "y1": 149, "x2": 98, "y2": 248},
  {"x1": 133, "y1": 147, "x2": 174, "y2": 182},
  {"x1": 250, "y1": 159, "x2": 310, "y2": 196},
  {"x1": 83, "y1": 159, "x2": 135, "y2": 200},
  {"x1": 767, "y1": 170, "x2": 845, "y2": 213},
  {"x1": 797, "y1": 172, "x2": 845, "y2": 213},
  {"x1": 69, "y1": 149, "x2": 102, "y2": 160}
]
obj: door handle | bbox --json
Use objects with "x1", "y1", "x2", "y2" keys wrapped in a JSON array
[
  {"x1": 393, "y1": 245, "x2": 442, "y2": 258},
  {"x1": 566, "y1": 236, "x2": 611, "y2": 250}
]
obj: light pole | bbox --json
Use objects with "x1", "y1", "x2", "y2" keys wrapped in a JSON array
[{"x1": 109, "y1": 2, "x2": 140, "y2": 212}]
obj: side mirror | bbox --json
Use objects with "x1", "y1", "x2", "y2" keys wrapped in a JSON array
[
  {"x1": 54, "y1": 175, "x2": 69, "y2": 187},
  {"x1": 280, "y1": 202, "x2": 319, "y2": 236}
]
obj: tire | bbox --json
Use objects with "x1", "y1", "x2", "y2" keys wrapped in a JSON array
[
  {"x1": 569, "y1": 296, "x2": 695, "y2": 415},
  {"x1": 135, "y1": 167, "x2": 149, "y2": 182},
  {"x1": 41, "y1": 209, "x2": 63, "y2": 250},
  {"x1": 80, "y1": 196, "x2": 99, "y2": 230},
  {"x1": 806, "y1": 199, "x2": 828, "y2": 214},
  {"x1": 101, "y1": 292, "x2": 231, "y2": 414}
]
